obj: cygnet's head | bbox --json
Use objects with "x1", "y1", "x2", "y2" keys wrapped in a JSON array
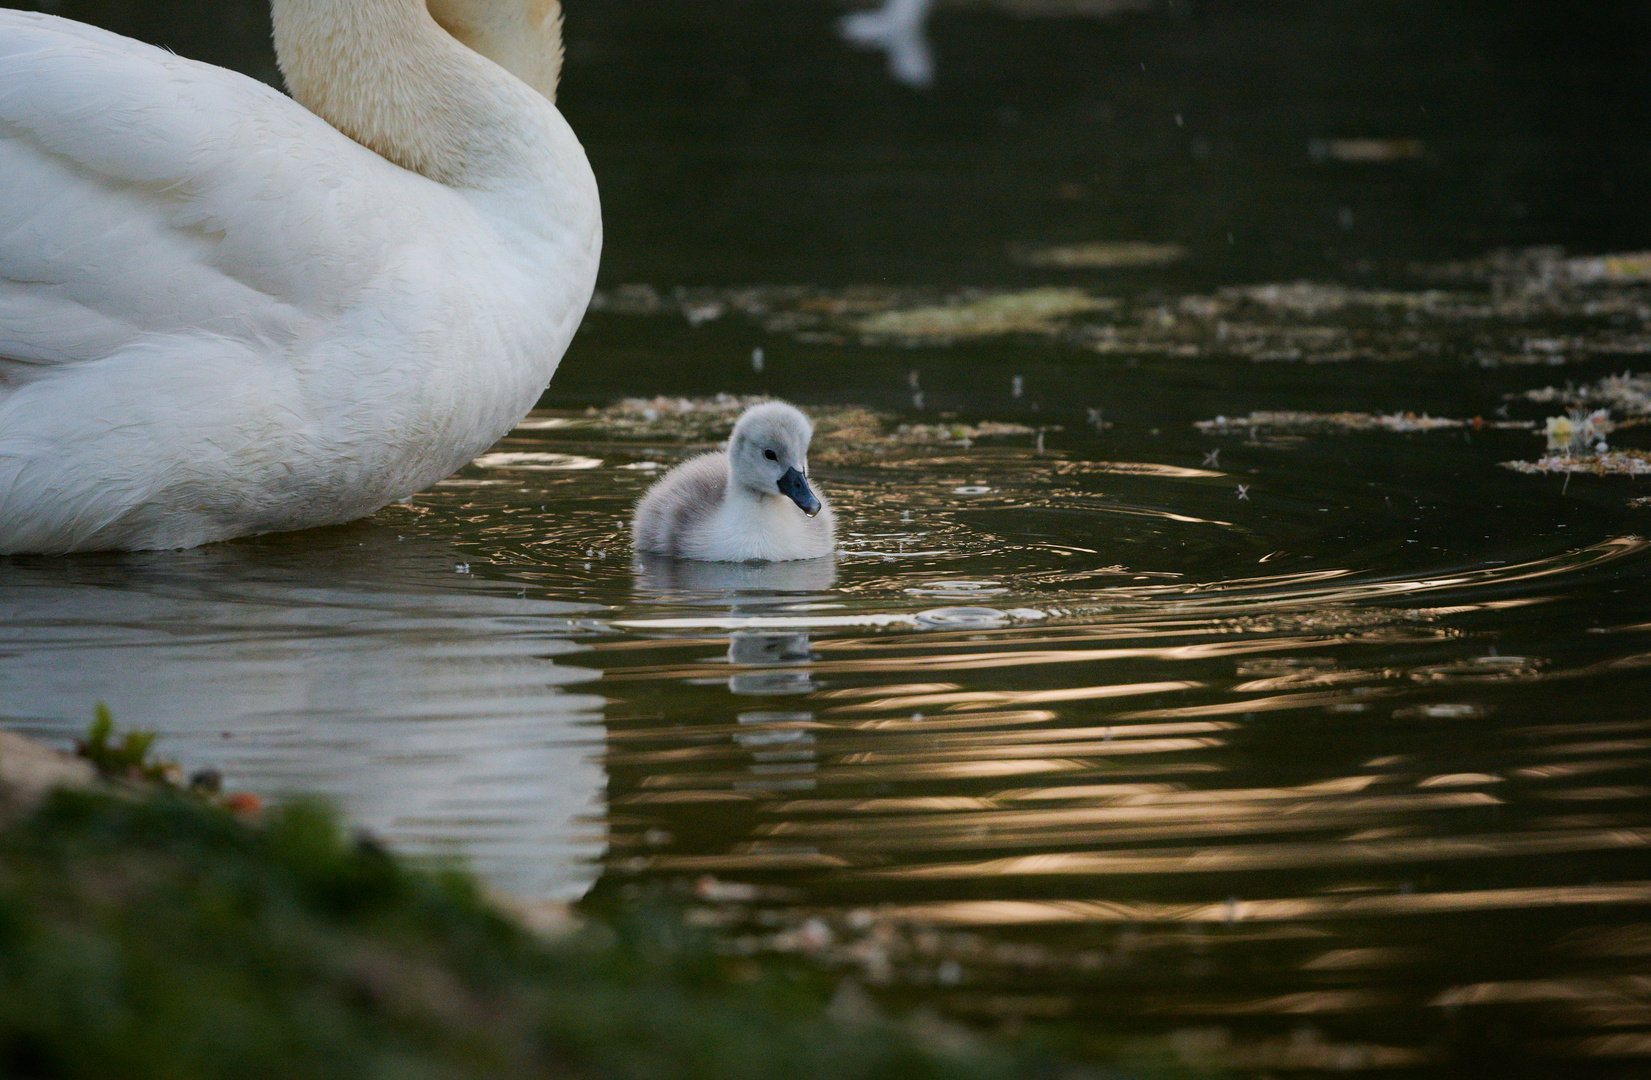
[{"x1": 728, "y1": 401, "x2": 821, "y2": 516}]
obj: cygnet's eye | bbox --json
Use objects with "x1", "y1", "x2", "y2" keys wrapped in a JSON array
[{"x1": 764, "y1": 449, "x2": 778, "y2": 461}]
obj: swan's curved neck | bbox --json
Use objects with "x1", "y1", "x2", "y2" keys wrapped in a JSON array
[
  {"x1": 270, "y1": 0, "x2": 565, "y2": 187},
  {"x1": 427, "y1": 0, "x2": 562, "y2": 102}
]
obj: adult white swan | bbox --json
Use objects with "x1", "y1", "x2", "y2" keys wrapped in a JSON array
[{"x1": 0, "y1": 0, "x2": 600, "y2": 553}]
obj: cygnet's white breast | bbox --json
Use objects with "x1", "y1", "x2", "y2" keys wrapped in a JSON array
[{"x1": 632, "y1": 401, "x2": 835, "y2": 563}]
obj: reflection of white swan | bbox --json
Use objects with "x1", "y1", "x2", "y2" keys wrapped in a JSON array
[
  {"x1": 0, "y1": 531, "x2": 605, "y2": 901},
  {"x1": 0, "y1": 0, "x2": 600, "y2": 553},
  {"x1": 842, "y1": 0, "x2": 1163, "y2": 88},
  {"x1": 632, "y1": 402, "x2": 836, "y2": 562},
  {"x1": 840, "y1": 0, "x2": 936, "y2": 88}
]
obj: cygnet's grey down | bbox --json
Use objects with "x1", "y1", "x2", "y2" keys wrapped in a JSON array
[{"x1": 632, "y1": 401, "x2": 836, "y2": 562}]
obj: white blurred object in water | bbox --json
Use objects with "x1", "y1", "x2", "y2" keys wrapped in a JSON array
[{"x1": 840, "y1": 0, "x2": 936, "y2": 88}]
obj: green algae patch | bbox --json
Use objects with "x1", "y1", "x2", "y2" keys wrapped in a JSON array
[
  {"x1": 0, "y1": 786, "x2": 1075, "y2": 1080},
  {"x1": 852, "y1": 289, "x2": 1117, "y2": 341}
]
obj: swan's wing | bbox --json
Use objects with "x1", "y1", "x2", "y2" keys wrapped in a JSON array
[{"x1": 0, "y1": 11, "x2": 445, "y2": 368}]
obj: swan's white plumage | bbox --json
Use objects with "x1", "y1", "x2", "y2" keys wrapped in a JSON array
[{"x1": 0, "y1": 3, "x2": 600, "y2": 552}]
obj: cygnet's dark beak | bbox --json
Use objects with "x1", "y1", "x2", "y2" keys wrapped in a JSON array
[{"x1": 776, "y1": 467, "x2": 821, "y2": 517}]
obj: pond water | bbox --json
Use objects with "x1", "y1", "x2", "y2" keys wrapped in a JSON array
[{"x1": 5, "y1": 0, "x2": 1651, "y2": 1075}]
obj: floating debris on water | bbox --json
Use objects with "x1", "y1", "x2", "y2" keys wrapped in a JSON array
[
  {"x1": 1411, "y1": 246, "x2": 1651, "y2": 298},
  {"x1": 1501, "y1": 450, "x2": 1651, "y2": 477},
  {"x1": 578, "y1": 395, "x2": 880, "y2": 444},
  {"x1": 1518, "y1": 372, "x2": 1651, "y2": 417},
  {"x1": 853, "y1": 287, "x2": 1116, "y2": 341},
  {"x1": 905, "y1": 580, "x2": 1009, "y2": 597},
  {"x1": 1011, "y1": 241, "x2": 1185, "y2": 269},
  {"x1": 683, "y1": 298, "x2": 725, "y2": 326},
  {"x1": 582, "y1": 251, "x2": 1651, "y2": 365},
  {"x1": 531, "y1": 399, "x2": 1051, "y2": 466},
  {"x1": 587, "y1": 281, "x2": 665, "y2": 315},
  {"x1": 1193, "y1": 404, "x2": 1648, "y2": 487},
  {"x1": 1542, "y1": 410, "x2": 1614, "y2": 454},
  {"x1": 1226, "y1": 282, "x2": 1454, "y2": 317},
  {"x1": 897, "y1": 421, "x2": 1045, "y2": 444},
  {"x1": 1196, "y1": 411, "x2": 1533, "y2": 435},
  {"x1": 1556, "y1": 251, "x2": 1651, "y2": 284}
]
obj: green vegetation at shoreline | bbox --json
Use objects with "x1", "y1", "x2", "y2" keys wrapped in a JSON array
[{"x1": 0, "y1": 786, "x2": 1066, "y2": 1080}]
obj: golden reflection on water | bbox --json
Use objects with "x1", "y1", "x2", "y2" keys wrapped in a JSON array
[
  {"x1": 849, "y1": 826, "x2": 1647, "y2": 878},
  {"x1": 612, "y1": 633, "x2": 1434, "y2": 680},
  {"x1": 823, "y1": 681, "x2": 1201, "y2": 711},
  {"x1": 869, "y1": 882, "x2": 1651, "y2": 926},
  {"x1": 402, "y1": 421, "x2": 1651, "y2": 1071},
  {"x1": 586, "y1": 532, "x2": 1651, "y2": 1071}
]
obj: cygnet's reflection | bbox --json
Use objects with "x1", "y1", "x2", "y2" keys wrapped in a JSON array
[
  {"x1": 631, "y1": 553, "x2": 837, "y2": 598},
  {"x1": 728, "y1": 631, "x2": 819, "y2": 695},
  {"x1": 632, "y1": 553, "x2": 833, "y2": 695},
  {"x1": 629, "y1": 554, "x2": 833, "y2": 794},
  {"x1": 734, "y1": 710, "x2": 818, "y2": 793},
  {"x1": 728, "y1": 631, "x2": 815, "y2": 665},
  {"x1": 0, "y1": 526, "x2": 605, "y2": 902}
]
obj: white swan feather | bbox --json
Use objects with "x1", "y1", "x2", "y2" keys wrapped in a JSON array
[{"x1": 0, "y1": 1, "x2": 600, "y2": 552}]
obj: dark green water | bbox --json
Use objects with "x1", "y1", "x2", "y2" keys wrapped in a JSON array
[{"x1": 4, "y1": 1, "x2": 1651, "y2": 1074}]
